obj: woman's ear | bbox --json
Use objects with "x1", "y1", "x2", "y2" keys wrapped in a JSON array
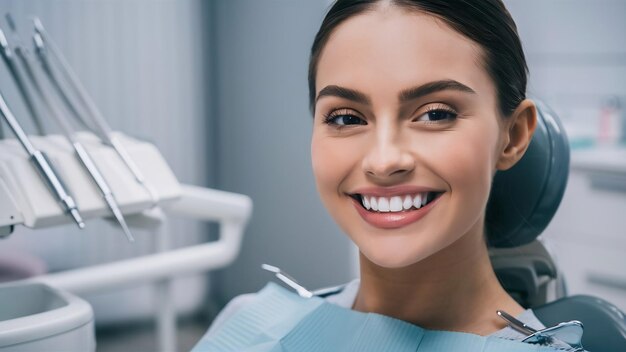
[{"x1": 496, "y1": 99, "x2": 538, "y2": 171}]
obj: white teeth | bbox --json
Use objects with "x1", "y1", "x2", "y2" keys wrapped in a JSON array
[
  {"x1": 360, "y1": 192, "x2": 440, "y2": 213},
  {"x1": 403, "y1": 195, "x2": 413, "y2": 210},
  {"x1": 378, "y1": 197, "x2": 390, "y2": 212},
  {"x1": 390, "y1": 196, "x2": 403, "y2": 211},
  {"x1": 413, "y1": 194, "x2": 422, "y2": 209},
  {"x1": 370, "y1": 197, "x2": 378, "y2": 211}
]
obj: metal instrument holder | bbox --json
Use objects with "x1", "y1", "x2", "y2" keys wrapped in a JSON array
[{"x1": 0, "y1": 131, "x2": 252, "y2": 351}]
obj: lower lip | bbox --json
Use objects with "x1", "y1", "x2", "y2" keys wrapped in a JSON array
[{"x1": 351, "y1": 194, "x2": 443, "y2": 229}]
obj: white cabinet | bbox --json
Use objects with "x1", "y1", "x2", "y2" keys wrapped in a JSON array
[{"x1": 541, "y1": 148, "x2": 626, "y2": 312}]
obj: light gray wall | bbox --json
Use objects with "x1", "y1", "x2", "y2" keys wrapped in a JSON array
[
  {"x1": 210, "y1": 0, "x2": 358, "y2": 303},
  {"x1": 504, "y1": 0, "x2": 626, "y2": 127}
]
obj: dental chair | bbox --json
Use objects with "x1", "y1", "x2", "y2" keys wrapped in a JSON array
[{"x1": 485, "y1": 100, "x2": 626, "y2": 351}]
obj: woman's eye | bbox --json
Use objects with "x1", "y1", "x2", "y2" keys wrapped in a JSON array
[
  {"x1": 324, "y1": 114, "x2": 366, "y2": 126},
  {"x1": 415, "y1": 109, "x2": 458, "y2": 122}
]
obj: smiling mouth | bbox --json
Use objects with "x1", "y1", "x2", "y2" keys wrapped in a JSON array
[{"x1": 349, "y1": 192, "x2": 444, "y2": 213}]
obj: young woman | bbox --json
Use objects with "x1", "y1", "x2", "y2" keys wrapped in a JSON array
[
  {"x1": 309, "y1": 0, "x2": 534, "y2": 336},
  {"x1": 201, "y1": 0, "x2": 577, "y2": 350}
]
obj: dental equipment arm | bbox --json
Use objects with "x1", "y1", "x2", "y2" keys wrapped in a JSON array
[
  {"x1": 32, "y1": 17, "x2": 158, "y2": 203},
  {"x1": 21, "y1": 32, "x2": 134, "y2": 242}
]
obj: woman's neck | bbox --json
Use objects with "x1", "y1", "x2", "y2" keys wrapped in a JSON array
[{"x1": 352, "y1": 223, "x2": 523, "y2": 336}]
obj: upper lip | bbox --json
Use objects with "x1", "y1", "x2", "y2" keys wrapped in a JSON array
[{"x1": 349, "y1": 185, "x2": 445, "y2": 197}]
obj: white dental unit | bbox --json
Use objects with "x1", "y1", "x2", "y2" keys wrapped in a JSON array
[{"x1": 0, "y1": 131, "x2": 252, "y2": 351}]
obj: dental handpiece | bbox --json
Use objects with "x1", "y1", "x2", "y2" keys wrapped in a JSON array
[
  {"x1": 0, "y1": 90, "x2": 85, "y2": 228},
  {"x1": 26, "y1": 33, "x2": 134, "y2": 242},
  {"x1": 32, "y1": 17, "x2": 159, "y2": 204}
]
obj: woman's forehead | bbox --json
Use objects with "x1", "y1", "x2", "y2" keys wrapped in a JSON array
[{"x1": 315, "y1": 8, "x2": 495, "y2": 104}]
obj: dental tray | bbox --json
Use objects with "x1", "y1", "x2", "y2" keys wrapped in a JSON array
[{"x1": 0, "y1": 131, "x2": 181, "y2": 232}]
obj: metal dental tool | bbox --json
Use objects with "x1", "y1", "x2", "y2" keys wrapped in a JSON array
[
  {"x1": 0, "y1": 90, "x2": 85, "y2": 228},
  {"x1": 15, "y1": 30, "x2": 134, "y2": 242},
  {"x1": 261, "y1": 264, "x2": 314, "y2": 298},
  {"x1": 32, "y1": 17, "x2": 158, "y2": 204},
  {"x1": 497, "y1": 310, "x2": 539, "y2": 336},
  {"x1": 524, "y1": 321, "x2": 584, "y2": 351},
  {"x1": 497, "y1": 310, "x2": 585, "y2": 351},
  {"x1": 0, "y1": 26, "x2": 45, "y2": 135}
]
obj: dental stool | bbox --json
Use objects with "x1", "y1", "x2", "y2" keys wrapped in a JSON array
[{"x1": 486, "y1": 100, "x2": 626, "y2": 351}]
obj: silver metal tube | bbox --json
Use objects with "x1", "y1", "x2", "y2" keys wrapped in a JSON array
[
  {"x1": 0, "y1": 90, "x2": 84, "y2": 228},
  {"x1": 0, "y1": 86, "x2": 37, "y2": 155},
  {"x1": 30, "y1": 150, "x2": 85, "y2": 228},
  {"x1": 74, "y1": 142, "x2": 134, "y2": 242}
]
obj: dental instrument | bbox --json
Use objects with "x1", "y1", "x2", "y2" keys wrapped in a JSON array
[
  {"x1": 497, "y1": 310, "x2": 585, "y2": 350},
  {"x1": 32, "y1": 17, "x2": 159, "y2": 203},
  {"x1": 523, "y1": 321, "x2": 585, "y2": 351},
  {"x1": 11, "y1": 30, "x2": 134, "y2": 242},
  {"x1": 497, "y1": 310, "x2": 538, "y2": 336},
  {"x1": 0, "y1": 26, "x2": 45, "y2": 135},
  {"x1": 262, "y1": 263, "x2": 347, "y2": 298},
  {"x1": 261, "y1": 264, "x2": 314, "y2": 298},
  {"x1": 0, "y1": 90, "x2": 85, "y2": 228},
  {"x1": 31, "y1": 32, "x2": 134, "y2": 242}
]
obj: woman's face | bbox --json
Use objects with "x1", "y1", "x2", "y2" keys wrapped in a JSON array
[{"x1": 311, "y1": 8, "x2": 509, "y2": 268}]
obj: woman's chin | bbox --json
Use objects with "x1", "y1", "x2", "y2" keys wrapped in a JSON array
[{"x1": 360, "y1": 244, "x2": 432, "y2": 269}]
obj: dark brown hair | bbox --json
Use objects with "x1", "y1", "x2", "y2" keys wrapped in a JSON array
[{"x1": 308, "y1": 0, "x2": 528, "y2": 117}]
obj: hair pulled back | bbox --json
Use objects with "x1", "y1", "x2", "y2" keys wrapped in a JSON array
[{"x1": 308, "y1": 0, "x2": 528, "y2": 117}]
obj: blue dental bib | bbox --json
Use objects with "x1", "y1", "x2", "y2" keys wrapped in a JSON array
[{"x1": 193, "y1": 282, "x2": 566, "y2": 352}]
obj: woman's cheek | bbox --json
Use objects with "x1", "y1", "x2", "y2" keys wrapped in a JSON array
[
  {"x1": 311, "y1": 135, "x2": 351, "y2": 202},
  {"x1": 444, "y1": 129, "x2": 496, "y2": 211},
  {"x1": 420, "y1": 129, "x2": 494, "y2": 210}
]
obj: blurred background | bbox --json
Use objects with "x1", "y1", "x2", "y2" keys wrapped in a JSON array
[{"x1": 0, "y1": 0, "x2": 624, "y2": 350}]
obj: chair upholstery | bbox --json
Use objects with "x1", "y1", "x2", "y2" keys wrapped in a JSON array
[
  {"x1": 489, "y1": 240, "x2": 564, "y2": 308},
  {"x1": 487, "y1": 100, "x2": 626, "y2": 351},
  {"x1": 486, "y1": 100, "x2": 570, "y2": 248}
]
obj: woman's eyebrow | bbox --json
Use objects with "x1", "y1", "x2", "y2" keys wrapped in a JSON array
[
  {"x1": 315, "y1": 80, "x2": 475, "y2": 106},
  {"x1": 399, "y1": 80, "x2": 476, "y2": 102},
  {"x1": 316, "y1": 85, "x2": 371, "y2": 105}
]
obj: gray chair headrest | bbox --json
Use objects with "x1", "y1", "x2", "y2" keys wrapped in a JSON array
[{"x1": 486, "y1": 100, "x2": 570, "y2": 248}]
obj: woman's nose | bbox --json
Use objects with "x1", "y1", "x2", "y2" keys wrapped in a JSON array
[{"x1": 362, "y1": 130, "x2": 415, "y2": 180}]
